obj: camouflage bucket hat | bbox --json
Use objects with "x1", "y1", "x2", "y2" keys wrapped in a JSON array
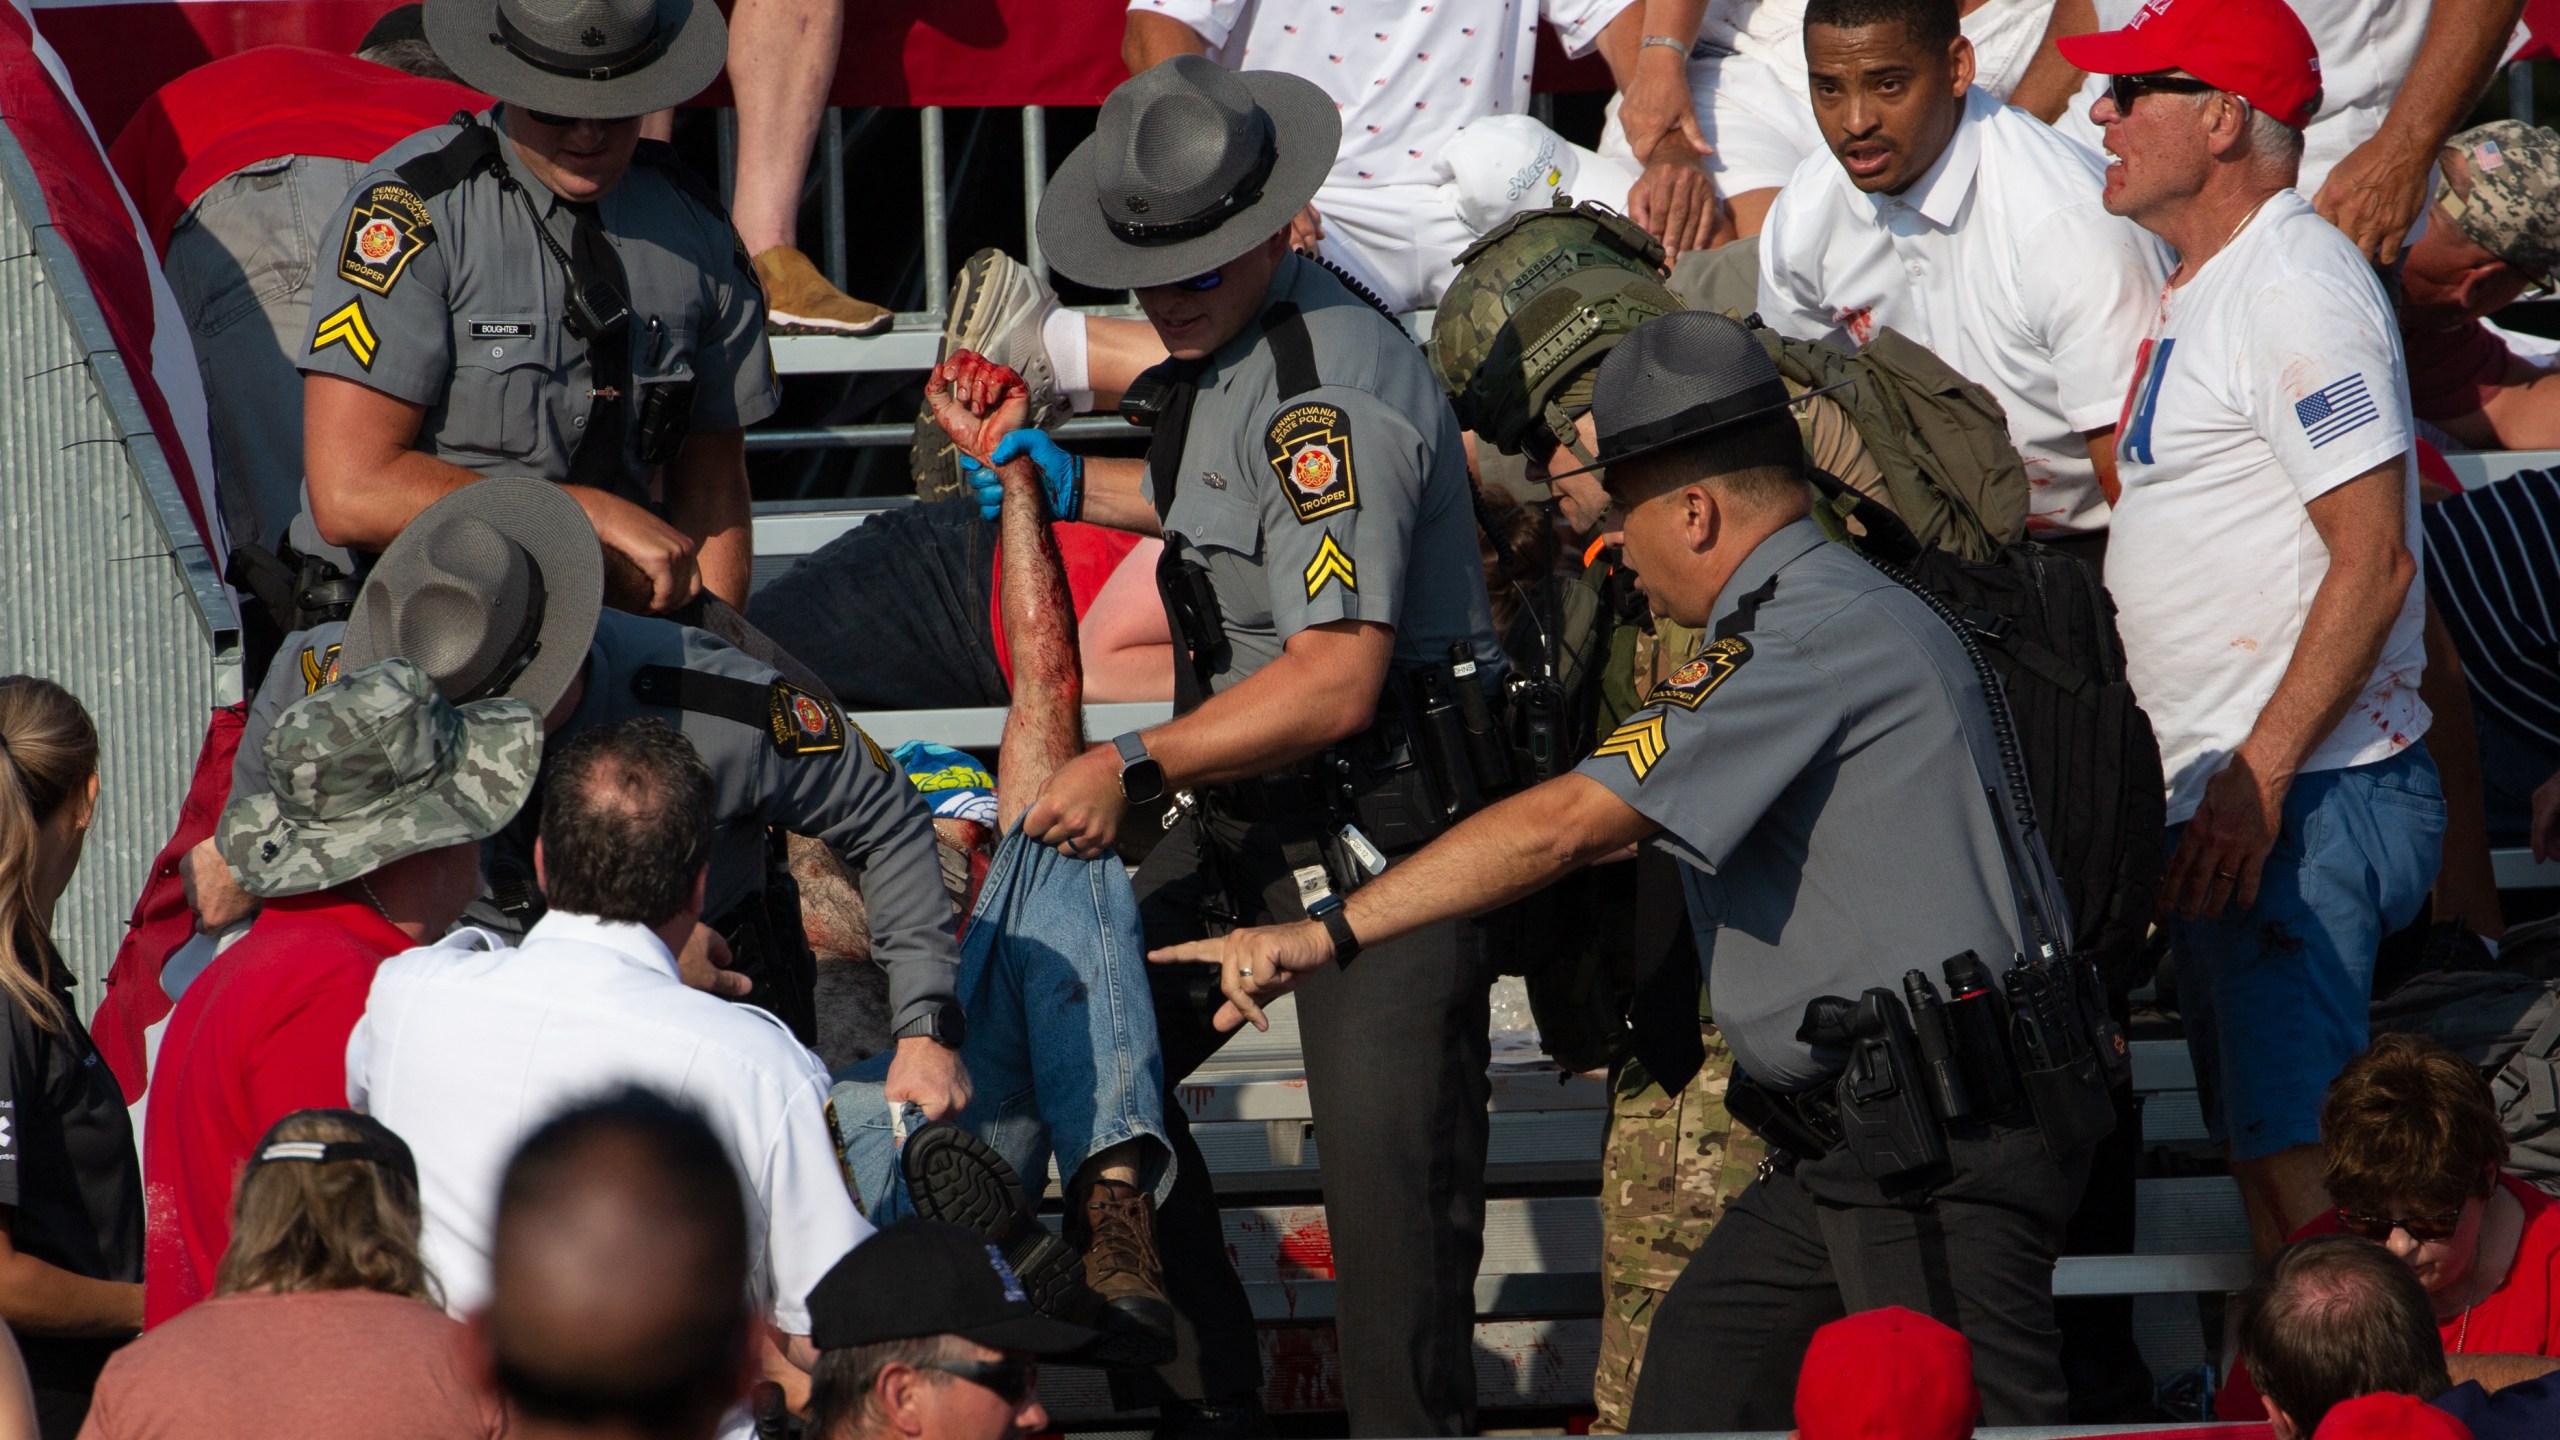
[
  {"x1": 1431, "y1": 198, "x2": 1681, "y2": 463},
  {"x1": 2444, "y1": 121, "x2": 2560, "y2": 284},
  {"x1": 217, "y1": 658, "x2": 543, "y2": 898}
]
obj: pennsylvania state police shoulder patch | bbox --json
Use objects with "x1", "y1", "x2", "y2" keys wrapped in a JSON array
[
  {"x1": 337, "y1": 183, "x2": 436, "y2": 297},
  {"x1": 766, "y1": 680, "x2": 846, "y2": 758},
  {"x1": 1266, "y1": 402, "x2": 1357, "y2": 524},
  {"x1": 1646, "y1": 636, "x2": 1752, "y2": 711}
]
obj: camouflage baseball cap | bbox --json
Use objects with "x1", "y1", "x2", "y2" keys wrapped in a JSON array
[
  {"x1": 2444, "y1": 121, "x2": 2560, "y2": 283},
  {"x1": 217, "y1": 658, "x2": 542, "y2": 898}
]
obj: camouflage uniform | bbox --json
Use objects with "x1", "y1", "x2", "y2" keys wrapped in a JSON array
[
  {"x1": 217, "y1": 658, "x2": 542, "y2": 898},
  {"x1": 1431, "y1": 214, "x2": 1783, "y2": 1429},
  {"x1": 1591, "y1": 1028, "x2": 1768, "y2": 1433}
]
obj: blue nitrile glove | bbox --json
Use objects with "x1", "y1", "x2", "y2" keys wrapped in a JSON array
[{"x1": 958, "y1": 429, "x2": 1084, "y2": 522}]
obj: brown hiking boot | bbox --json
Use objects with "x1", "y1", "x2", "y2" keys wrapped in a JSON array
[
  {"x1": 754, "y1": 246, "x2": 892, "y2": 336},
  {"x1": 1073, "y1": 1178, "x2": 1176, "y2": 1367}
]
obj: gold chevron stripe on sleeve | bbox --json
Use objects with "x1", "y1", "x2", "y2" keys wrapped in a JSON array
[
  {"x1": 311, "y1": 299, "x2": 379, "y2": 370},
  {"x1": 1591, "y1": 712, "x2": 1668, "y2": 782},
  {"x1": 1303, "y1": 531, "x2": 1358, "y2": 599}
]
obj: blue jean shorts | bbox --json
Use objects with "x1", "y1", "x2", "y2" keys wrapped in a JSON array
[{"x1": 2167, "y1": 745, "x2": 2446, "y2": 1160}]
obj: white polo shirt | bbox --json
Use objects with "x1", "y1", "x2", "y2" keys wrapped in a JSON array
[
  {"x1": 345, "y1": 911, "x2": 870, "y2": 1331},
  {"x1": 1126, "y1": 0, "x2": 1630, "y2": 192},
  {"x1": 2106, "y1": 189, "x2": 2429, "y2": 823},
  {"x1": 1757, "y1": 87, "x2": 2169, "y2": 536}
]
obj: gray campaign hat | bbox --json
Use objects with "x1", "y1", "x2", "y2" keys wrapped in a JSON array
[
  {"x1": 218, "y1": 659, "x2": 542, "y2": 898},
  {"x1": 341, "y1": 479, "x2": 604, "y2": 719},
  {"x1": 425, "y1": 0, "x2": 727, "y2": 120},
  {"x1": 1550, "y1": 311, "x2": 1846, "y2": 480},
  {"x1": 1037, "y1": 54, "x2": 1339, "y2": 291}
]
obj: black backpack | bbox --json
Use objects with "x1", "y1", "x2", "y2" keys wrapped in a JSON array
[{"x1": 1815, "y1": 472, "x2": 2169, "y2": 986}]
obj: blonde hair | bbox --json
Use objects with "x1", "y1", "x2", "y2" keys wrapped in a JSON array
[
  {"x1": 215, "y1": 1110, "x2": 440, "y2": 1305},
  {"x1": 0, "y1": 676, "x2": 96, "y2": 1036}
]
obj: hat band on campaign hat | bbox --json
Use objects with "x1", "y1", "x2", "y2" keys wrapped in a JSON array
[
  {"x1": 1603, "y1": 380, "x2": 1795, "y2": 456},
  {"x1": 1106, "y1": 129, "x2": 1280, "y2": 246},
  {"x1": 493, "y1": 7, "x2": 665, "y2": 81}
]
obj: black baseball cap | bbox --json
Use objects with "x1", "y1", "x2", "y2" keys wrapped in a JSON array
[{"x1": 807, "y1": 1221, "x2": 1099, "y2": 1354}]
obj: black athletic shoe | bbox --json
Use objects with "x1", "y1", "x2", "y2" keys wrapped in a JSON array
[{"x1": 901, "y1": 1122, "x2": 1176, "y2": 1368}]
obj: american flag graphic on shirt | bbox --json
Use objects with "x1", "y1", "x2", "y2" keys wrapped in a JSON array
[{"x1": 2294, "y1": 374, "x2": 2380, "y2": 449}]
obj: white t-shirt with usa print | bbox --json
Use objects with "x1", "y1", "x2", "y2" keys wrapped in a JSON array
[{"x1": 2107, "y1": 188, "x2": 2429, "y2": 824}]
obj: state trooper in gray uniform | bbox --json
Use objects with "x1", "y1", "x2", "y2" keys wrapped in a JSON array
[
  {"x1": 1162, "y1": 313, "x2": 2122, "y2": 1431},
  {"x1": 964, "y1": 55, "x2": 1509, "y2": 1438},
  {"x1": 195, "y1": 482, "x2": 974, "y2": 1120},
  {"x1": 296, "y1": 0, "x2": 774, "y2": 615}
]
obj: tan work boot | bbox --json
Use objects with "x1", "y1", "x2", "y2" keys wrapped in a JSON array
[
  {"x1": 754, "y1": 246, "x2": 893, "y2": 336},
  {"x1": 1073, "y1": 1178, "x2": 1176, "y2": 1367}
]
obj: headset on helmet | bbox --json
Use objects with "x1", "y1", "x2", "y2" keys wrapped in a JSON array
[{"x1": 1429, "y1": 197, "x2": 1680, "y2": 469}]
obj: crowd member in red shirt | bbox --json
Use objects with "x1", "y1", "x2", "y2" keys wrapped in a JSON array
[
  {"x1": 2396, "y1": 121, "x2": 2560, "y2": 452},
  {"x1": 90, "y1": 1110, "x2": 504, "y2": 1439},
  {"x1": 106, "y1": 13, "x2": 483, "y2": 580},
  {"x1": 2220, "y1": 1036, "x2": 2560, "y2": 1418},
  {"x1": 139, "y1": 658, "x2": 541, "y2": 1329}
]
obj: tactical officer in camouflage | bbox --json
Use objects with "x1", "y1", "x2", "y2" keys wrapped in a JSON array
[{"x1": 1430, "y1": 200, "x2": 1773, "y2": 1432}]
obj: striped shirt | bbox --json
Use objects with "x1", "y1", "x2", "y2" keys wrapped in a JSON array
[{"x1": 2424, "y1": 469, "x2": 2560, "y2": 749}]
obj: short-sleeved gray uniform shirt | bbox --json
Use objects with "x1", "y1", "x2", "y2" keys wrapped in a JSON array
[
  {"x1": 1149, "y1": 255, "x2": 1503, "y2": 690},
  {"x1": 1572, "y1": 520, "x2": 2066, "y2": 1091},
  {"x1": 240, "y1": 613, "x2": 962, "y2": 1026},
  {"x1": 297, "y1": 109, "x2": 779, "y2": 507}
]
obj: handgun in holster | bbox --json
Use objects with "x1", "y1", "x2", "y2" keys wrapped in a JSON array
[
  {"x1": 227, "y1": 541, "x2": 360, "y2": 636},
  {"x1": 1727, "y1": 1070, "x2": 1843, "y2": 1163},
  {"x1": 1800, "y1": 989, "x2": 1950, "y2": 1181}
]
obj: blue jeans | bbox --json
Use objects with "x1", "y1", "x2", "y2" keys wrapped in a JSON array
[
  {"x1": 2168, "y1": 745, "x2": 2446, "y2": 1160},
  {"x1": 832, "y1": 830, "x2": 1173, "y2": 1217}
]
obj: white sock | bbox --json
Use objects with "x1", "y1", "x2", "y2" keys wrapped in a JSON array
[{"x1": 1044, "y1": 305, "x2": 1091, "y2": 399}]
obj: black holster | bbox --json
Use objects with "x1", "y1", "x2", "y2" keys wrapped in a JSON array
[
  {"x1": 714, "y1": 834, "x2": 818, "y2": 1043},
  {"x1": 227, "y1": 540, "x2": 360, "y2": 637}
]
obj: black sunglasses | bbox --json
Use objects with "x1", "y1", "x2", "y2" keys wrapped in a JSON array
[
  {"x1": 920, "y1": 1356, "x2": 1037, "y2": 1406},
  {"x1": 2106, "y1": 71, "x2": 2218, "y2": 114},
  {"x1": 521, "y1": 108, "x2": 643, "y2": 128},
  {"x1": 1168, "y1": 269, "x2": 1224, "y2": 292},
  {"x1": 2335, "y1": 1204, "x2": 2468, "y2": 1244}
]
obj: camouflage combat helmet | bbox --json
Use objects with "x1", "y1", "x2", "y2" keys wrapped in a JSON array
[
  {"x1": 217, "y1": 658, "x2": 543, "y2": 899},
  {"x1": 1430, "y1": 197, "x2": 1682, "y2": 465}
]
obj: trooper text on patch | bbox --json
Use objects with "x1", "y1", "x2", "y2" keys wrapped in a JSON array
[
  {"x1": 1266, "y1": 401, "x2": 1359, "y2": 524},
  {"x1": 336, "y1": 182, "x2": 436, "y2": 297}
]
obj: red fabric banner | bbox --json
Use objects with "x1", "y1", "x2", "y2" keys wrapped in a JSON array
[
  {"x1": 1, "y1": 0, "x2": 211, "y2": 549},
  {"x1": 92, "y1": 705, "x2": 243, "y2": 1103},
  {"x1": 36, "y1": 0, "x2": 1615, "y2": 171}
]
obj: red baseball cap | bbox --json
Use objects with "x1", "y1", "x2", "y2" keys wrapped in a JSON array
[
  {"x1": 1794, "y1": 1307, "x2": 1979, "y2": 1440},
  {"x1": 2056, "y1": 0, "x2": 2322, "y2": 130},
  {"x1": 2310, "y1": 1393, "x2": 2473, "y2": 1440}
]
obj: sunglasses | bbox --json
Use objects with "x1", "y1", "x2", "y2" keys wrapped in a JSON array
[
  {"x1": 1168, "y1": 269, "x2": 1224, "y2": 292},
  {"x1": 2335, "y1": 1205, "x2": 2469, "y2": 1244},
  {"x1": 2106, "y1": 71, "x2": 2218, "y2": 115},
  {"x1": 920, "y1": 1356, "x2": 1037, "y2": 1406},
  {"x1": 521, "y1": 108, "x2": 642, "y2": 128}
]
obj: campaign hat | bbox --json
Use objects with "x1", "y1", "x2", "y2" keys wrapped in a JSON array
[
  {"x1": 1550, "y1": 310, "x2": 1845, "y2": 480},
  {"x1": 2056, "y1": 0, "x2": 2321, "y2": 131},
  {"x1": 425, "y1": 0, "x2": 726, "y2": 120},
  {"x1": 1037, "y1": 55, "x2": 1338, "y2": 291},
  {"x1": 340, "y1": 479, "x2": 604, "y2": 720}
]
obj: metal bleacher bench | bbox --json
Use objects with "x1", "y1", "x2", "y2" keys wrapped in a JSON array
[{"x1": 745, "y1": 450, "x2": 2560, "y2": 1423}]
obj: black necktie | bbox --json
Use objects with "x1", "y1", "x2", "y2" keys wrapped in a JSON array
[{"x1": 564, "y1": 201, "x2": 632, "y2": 495}]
